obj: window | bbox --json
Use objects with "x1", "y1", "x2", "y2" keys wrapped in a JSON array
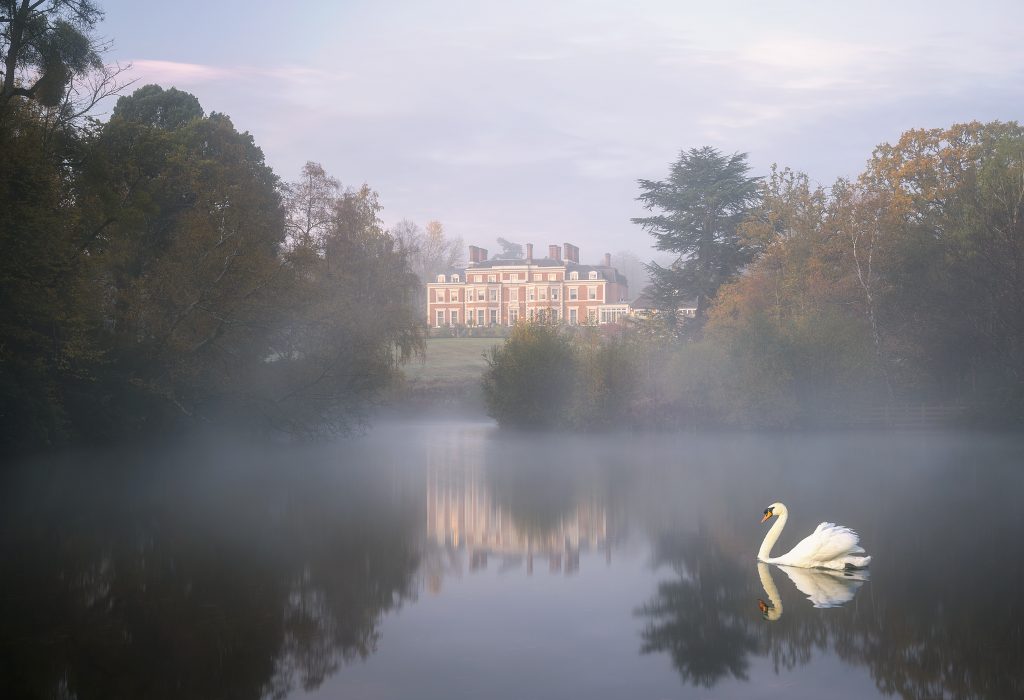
[
  {"x1": 477, "y1": 289, "x2": 485, "y2": 301},
  {"x1": 548, "y1": 273, "x2": 556, "y2": 281},
  {"x1": 588, "y1": 271, "x2": 598, "y2": 280},
  {"x1": 569, "y1": 308, "x2": 578, "y2": 324},
  {"x1": 466, "y1": 287, "x2": 473, "y2": 301},
  {"x1": 452, "y1": 274, "x2": 460, "y2": 282},
  {"x1": 477, "y1": 309, "x2": 485, "y2": 325},
  {"x1": 588, "y1": 309, "x2": 597, "y2": 323},
  {"x1": 489, "y1": 288, "x2": 497, "y2": 302},
  {"x1": 437, "y1": 274, "x2": 446, "y2": 283},
  {"x1": 528, "y1": 288, "x2": 535, "y2": 301},
  {"x1": 475, "y1": 275, "x2": 483, "y2": 282},
  {"x1": 569, "y1": 287, "x2": 578, "y2": 300},
  {"x1": 435, "y1": 289, "x2": 444, "y2": 302},
  {"x1": 436, "y1": 310, "x2": 444, "y2": 327},
  {"x1": 533, "y1": 273, "x2": 541, "y2": 281},
  {"x1": 539, "y1": 288, "x2": 547, "y2": 300},
  {"x1": 550, "y1": 287, "x2": 559, "y2": 301},
  {"x1": 450, "y1": 310, "x2": 459, "y2": 325},
  {"x1": 570, "y1": 271, "x2": 579, "y2": 280},
  {"x1": 488, "y1": 275, "x2": 496, "y2": 283},
  {"x1": 489, "y1": 309, "x2": 497, "y2": 324},
  {"x1": 450, "y1": 289, "x2": 459, "y2": 302},
  {"x1": 551, "y1": 309, "x2": 559, "y2": 321},
  {"x1": 588, "y1": 286, "x2": 597, "y2": 300},
  {"x1": 508, "y1": 308, "x2": 518, "y2": 324},
  {"x1": 510, "y1": 288, "x2": 518, "y2": 301}
]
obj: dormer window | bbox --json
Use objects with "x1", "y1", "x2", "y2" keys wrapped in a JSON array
[
  {"x1": 570, "y1": 271, "x2": 579, "y2": 281},
  {"x1": 588, "y1": 271, "x2": 598, "y2": 280},
  {"x1": 436, "y1": 274, "x2": 446, "y2": 283},
  {"x1": 452, "y1": 274, "x2": 460, "y2": 283}
]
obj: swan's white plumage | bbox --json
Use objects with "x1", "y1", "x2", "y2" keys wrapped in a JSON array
[
  {"x1": 776, "y1": 564, "x2": 868, "y2": 608},
  {"x1": 758, "y1": 502, "x2": 871, "y2": 570}
]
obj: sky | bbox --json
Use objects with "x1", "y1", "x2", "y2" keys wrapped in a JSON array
[{"x1": 97, "y1": 0, "x2": 1024, "y2": 263}]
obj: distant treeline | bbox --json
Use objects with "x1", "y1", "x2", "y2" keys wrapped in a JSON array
[{"x1": 485, "y1": 123, "x2": 1024, "y2": 430}]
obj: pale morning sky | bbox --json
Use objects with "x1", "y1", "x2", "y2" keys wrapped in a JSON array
[{"x1": 98, "y1": 0, "x2": 1024, "y2": 262}]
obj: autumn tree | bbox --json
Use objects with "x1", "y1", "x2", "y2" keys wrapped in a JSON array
[
  {"x1": 633, "y1": 147, "x2": 761, "y2": 330},
  {"x1": 284, "y1": 161, "x2": 339, "y2": 251},
  {"x1": 390, "y1": 218, "x2": 462, "y2": 319},
  {"x1": 863, "y1": 121, "x2": 1024, "y2": 415},
  {"x1": 273, "y1": 170, "x2": 424, "y2": 435}
]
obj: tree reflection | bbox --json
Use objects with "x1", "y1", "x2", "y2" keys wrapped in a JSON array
[
  {"x1": 636, "y1": 529, "x2": 762, "y2": 687},
  {"x1": 0, "y1": 449, "x2": 420, "y2": 700}
]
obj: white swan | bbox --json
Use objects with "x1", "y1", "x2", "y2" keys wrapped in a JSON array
[{"x1": 758, "y1": 502, "x2": 870, "y2": 570}]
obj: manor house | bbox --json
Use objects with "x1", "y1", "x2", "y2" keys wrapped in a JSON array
[{"x1": 427, "y1": 243, "x2": 630, "y2": 328}]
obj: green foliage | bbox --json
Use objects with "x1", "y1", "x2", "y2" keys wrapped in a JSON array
[
  {"x1": 1, "y1": 85, "x2": 426, "y2": 452},
  {"x1": 482, "y1": 323, "x2": 577, "y2": 429},
  {"x1": 633, "y1": 147, "x2": 761, "y2": 329},
  {"x1": 110, "y1": 84, "x2": 203, "y2": 129},
  {"x1": 569, "y1": 333, "x2": 638, "y2": 429},
  {"x1": 0, "y1": 99, "x2": 92, "y2": 448},
  {"x1": 1, "y1": 1, "x2": 104, "y2": 108}
]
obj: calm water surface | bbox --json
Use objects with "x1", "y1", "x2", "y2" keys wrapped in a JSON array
[{"x1": 2, "y1": 421, "x2": 1023, "y2": 699}]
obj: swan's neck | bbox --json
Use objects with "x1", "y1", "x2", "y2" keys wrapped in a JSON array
[
  {"x1": 757, "y1": 562, "x2": 783, "y2": 620},
  {"x1": 758, "y1": 509, "x2": 788, "y2": 561}
]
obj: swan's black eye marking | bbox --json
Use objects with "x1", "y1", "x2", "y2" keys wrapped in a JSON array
[{"x1": 763, "y1": 507, "x2": 773, "y2": 516}]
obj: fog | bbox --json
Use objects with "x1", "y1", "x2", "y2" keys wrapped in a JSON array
[{"x1": 3, "y1": 421, "x2": 1022, "y2": 699}]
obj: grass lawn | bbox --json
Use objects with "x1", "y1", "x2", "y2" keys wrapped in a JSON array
[{"x1": 402, "y1": 337, "x2": 501, "y2": 383}]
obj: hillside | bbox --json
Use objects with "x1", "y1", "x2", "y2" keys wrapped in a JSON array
[{"x1": 389, "y1": 337, "x2": 500, "y2": 415}]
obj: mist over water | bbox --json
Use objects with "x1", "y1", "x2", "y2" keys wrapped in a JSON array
[{"x1": 2, "y1": 422, "x2": 1022, "y2": 699}]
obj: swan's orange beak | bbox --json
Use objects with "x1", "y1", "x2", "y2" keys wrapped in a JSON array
[
  {"x1": 758, "y1": 599, "x2": 770, "y2": 614},
  {"x1": 761, "y1": 511, "x2": 773, "y2": 523}
]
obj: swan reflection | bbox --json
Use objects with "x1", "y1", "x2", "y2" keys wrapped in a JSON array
[{"x1": 758, "y1": 562, "x2": 868, "y2": 619}]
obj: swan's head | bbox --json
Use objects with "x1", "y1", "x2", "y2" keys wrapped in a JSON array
[
  {"x1": 761, "y1": 502, "x2": 786, "y2": 523},
  {"x1": 758, "y1": 598, "x2": 780, "y2": 620}
]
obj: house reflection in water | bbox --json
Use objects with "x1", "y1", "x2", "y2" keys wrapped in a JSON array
[{"x1": 423, "y1": 460, "x2": 610, "y2": 592}]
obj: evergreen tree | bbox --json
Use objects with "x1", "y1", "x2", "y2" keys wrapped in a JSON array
[{"x1": 632, "y1": 147, "x2": 760, "y2": 331}]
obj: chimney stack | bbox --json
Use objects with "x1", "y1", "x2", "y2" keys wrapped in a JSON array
[
  {"x1": 604, "y1": 253, "x2": 612, "y2": 268},
  {"x1": 468, "y1": 245, "x2": 480, "y2": 264},
  {"x1": 549, "y1": 244, "x2": 561, "y2": 261},
  {"x1": 526, "y1": 243, "x2": 533, "y2": 262},
  {"x1": 563, "y1": 243, "x2": 579, "y2": 263},
  {"x1": 480, "y1": 248, "x2": 487, "y2": 261}
]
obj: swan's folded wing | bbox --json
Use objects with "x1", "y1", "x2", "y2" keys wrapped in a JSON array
[{"x1": 788, "y1": 522, "x2": 864, "y2": 563}]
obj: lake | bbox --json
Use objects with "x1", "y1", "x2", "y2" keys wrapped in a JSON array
[{"x1": 2, "y1": 421, "x2": 1022, "y2": 699}]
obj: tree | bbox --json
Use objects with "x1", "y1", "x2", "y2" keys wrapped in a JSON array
[
  {"x1": 284, "y1": 161, "x2": 340, "y2": 251},
  {"x1": 0, "y1": 98, "x2": 96, "y2": 449},
  {"x1": 82, "y1": 86, "x2": 290, "y2": 430},
  {"x1": 390, "y1": 218, "x2": 462, "y2": 319},
  {"x1": 633, "y1": 147, "x2": 761, "y2": 330},
  {"x1": 611, "y1": 250, "x2": 647, "y2": 299},
  {"x1": 482, "y1": 323, "x2": 577, "y2": 428},
  {"x1": 1, "y1": 0, "x2": 128, "y2": 124},
  {"x1": 273, "y1": 172, "x2": 425, "y2": 435},
  {"x1": 862, "y1": 121, "x2": 1024, "y2": 415},
  {"x1": 493, "y1": 237, "x2": 523, "y2": 259}
]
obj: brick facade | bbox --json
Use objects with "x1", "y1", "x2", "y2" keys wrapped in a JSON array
[{"x1": 427, "y1": 243, "x2": 630, "y2": 328}]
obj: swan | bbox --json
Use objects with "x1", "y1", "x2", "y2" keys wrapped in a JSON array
[{"x1": 758, "y1": 502, "x2": 871, "y2": 570}]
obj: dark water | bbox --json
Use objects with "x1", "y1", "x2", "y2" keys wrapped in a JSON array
[{"x1": 2, "y1": 422, "x2": 1023, "y2": 700}]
